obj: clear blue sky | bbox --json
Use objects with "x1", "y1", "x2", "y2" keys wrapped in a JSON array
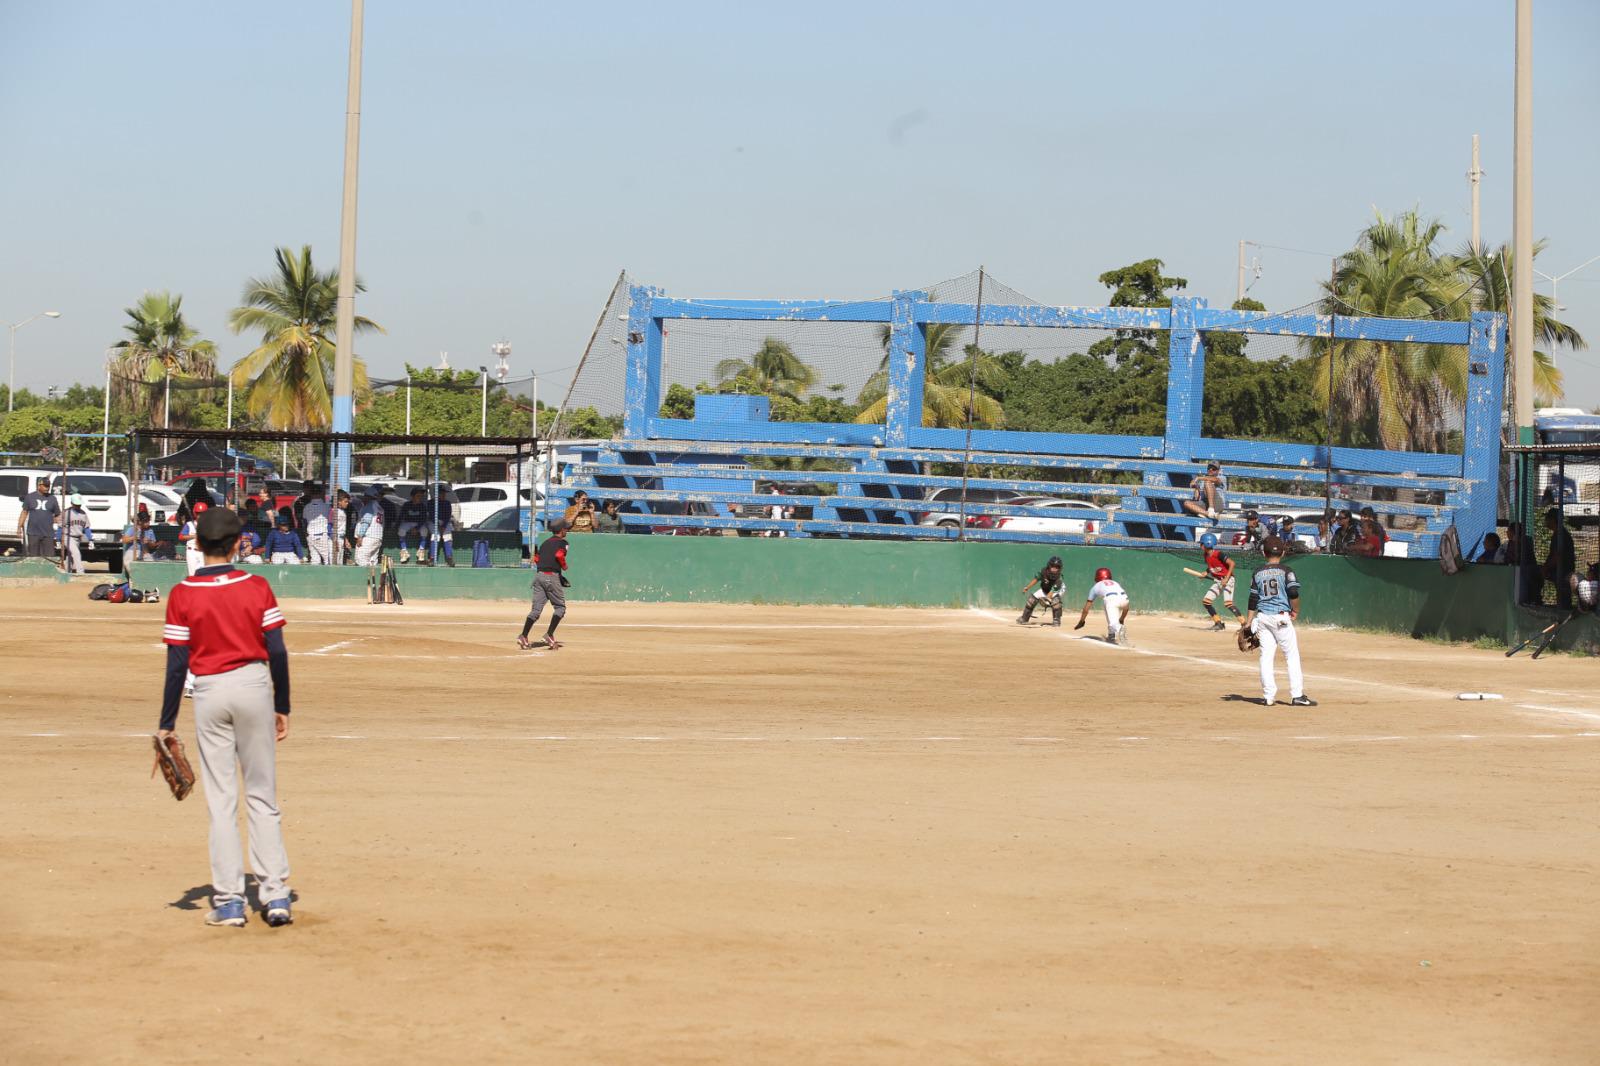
[{"x1": 2, "y1": 0, "x2": 1598, "y2": 408}]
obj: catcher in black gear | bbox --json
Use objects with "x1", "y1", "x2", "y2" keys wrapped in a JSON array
[{"x1": 1018, "y1": 556, "x2": 1066, "y2": 626}]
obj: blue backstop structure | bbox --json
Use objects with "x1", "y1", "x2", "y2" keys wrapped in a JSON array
[{"x1": 554, "y1": 282, "x2": 1506, "y2": 559}]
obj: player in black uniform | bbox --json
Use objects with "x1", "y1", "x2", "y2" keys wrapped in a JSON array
[
  {"x1": 1017, "y1": 555, "x2": 1066, "y2": 626},
  {"x1": 518, "y1": 518, "x2": 571, "y2": 650}
]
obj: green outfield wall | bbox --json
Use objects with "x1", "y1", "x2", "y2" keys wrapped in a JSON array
[{"x1": 91, "y1": 536, "x2": 1580, "y2": 649}]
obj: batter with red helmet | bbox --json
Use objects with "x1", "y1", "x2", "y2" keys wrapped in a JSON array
[{"x1": 1074, "y1": 566, "x2": 1131, "y2": 644}]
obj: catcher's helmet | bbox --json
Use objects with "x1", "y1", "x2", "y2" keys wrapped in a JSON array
[
  {"x1": 1094, "y1": 567, "x2": 1112, "y2": 582},
  {"x1": 1199, "y1": 533, "x2": 1218, "y2": 549},
  {"x1": 107, "y1": 585, "x2": 128, "y2": 604},
  {"x1": 1046, "y1": 555, "x2": 1062, "y2": 570}
]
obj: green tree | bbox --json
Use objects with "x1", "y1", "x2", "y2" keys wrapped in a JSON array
[
  {"x1": 107, "y1": 291, "x2": 220, "y2": 424},
  {"x1": 713, "y1": 337, "x2": 818, "y2": 400},
  {"x1": 658, "y1": 382, "x2": 698, "y2": 419},
  {"x1": 1200, "y1": 300, "x2": 1323, "y2": 443},
  {"x1": 855, "y1": 324, "x2": 1007, "y2": 428},
  {"x1": 1313, "y1": 210, "x2": 1467, "y2": 452},
  {"x1": 228, "y1": 245, "x2": 380, "y2": 431},
  {"x1": 1088, "y1": 259, "x2": 1187, "y2": 365},
  {"x1": 1452, "y1": 241, "x2": 1583, "y2": 409}
]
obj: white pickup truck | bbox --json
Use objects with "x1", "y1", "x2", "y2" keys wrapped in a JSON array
[{"x1": 1, "y1": 467, "x2": 133, "y2": 566}]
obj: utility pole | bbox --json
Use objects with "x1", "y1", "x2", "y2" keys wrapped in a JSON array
[
  {"x1": 1237, "y1": 240, "x2": 1247, "y2": 304},
  {"x1": 1512, "y1": 0, "x2": 1534, "y2": 443},
  {"x1": 479, "y1": 366, "x2": 489, "y2": 436},
  {"x1": 1469, "y1": 134, "x2": 1483, "y2": 254},
  {"x1": 330, "y1": 0, "x2": 364, "y2": 491},
  {"x1": 101, "y1": 363, "x2": 111, "y2": 471},
  {"x1": 404, "y1": 372, "x2": 412, "y2": 479}
]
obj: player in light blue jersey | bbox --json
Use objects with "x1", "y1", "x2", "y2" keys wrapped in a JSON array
[{"x1": 1244, "y1": 537, "x2": 1316, "y2": 707}]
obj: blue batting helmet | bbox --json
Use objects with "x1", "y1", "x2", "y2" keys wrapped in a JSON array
[{"x1": 1200, "y1": 533, "x2": 1218, "y2": 549}]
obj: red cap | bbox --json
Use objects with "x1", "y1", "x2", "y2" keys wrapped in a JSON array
[
  {"x1": 193, "y1": 501, "x2": 210, "y2": 514},
  {"x1": 1094, "y1": 567, "x2": 1112, "y2": 582}
]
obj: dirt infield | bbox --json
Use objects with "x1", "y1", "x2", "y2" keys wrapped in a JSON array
[{"x1": 1, "y1": 585, "x2": 1596, "y2": 1065}]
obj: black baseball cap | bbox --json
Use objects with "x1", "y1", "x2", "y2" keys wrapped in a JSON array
[
  {"x1": 197, "y1": 506, "x2": 243, "y2": 541},
  {"x1": 1244, "y1": 509, "x2": 1259, "y2": 520}
]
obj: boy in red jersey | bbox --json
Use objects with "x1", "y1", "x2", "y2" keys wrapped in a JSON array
[
  {"x1": 1196, "y1": 532, "x2": 1244, "y2": 632},
  {"x1": 158, "y1": 506, "x2": 294, "y2": 929}
]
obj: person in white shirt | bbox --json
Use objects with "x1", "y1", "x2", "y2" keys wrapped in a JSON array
[
  {"x1": 181, "y1": 502, "x2": 210, "y2": 576},
  {"x1": 301, "y1": 484, "x2": 334, "y2": 565},
  {"x1": 1074, "y1": 566, "x2": 1131, "y2": 645}
]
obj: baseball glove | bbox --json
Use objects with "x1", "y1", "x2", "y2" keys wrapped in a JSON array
[
  {"x1": 1236, "y1": 624, "x2": 1260, "y2": 652},
  {"x1": 151, "y1": 734, "x2": 196, "y2": 801}
]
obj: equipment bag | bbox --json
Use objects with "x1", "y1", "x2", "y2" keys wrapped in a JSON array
[
  {"x1": 88, "y1": 583, "x2": 112, "y2": 601},
  {"x1": 472, "y1": 539, "x2": 491, "y2": 568}
]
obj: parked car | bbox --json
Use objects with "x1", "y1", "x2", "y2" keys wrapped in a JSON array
[
  {"x1": 470, "y1": 505, "x2": 535, "y2": 533},
  {"x1": 165, "y1": 470, "x2": 275, "y2": 508},
  {"x1": 138, "y1": 484, "x2": 185, "y2": 515},
  {"x1": 986, "y1": 498, "x2": 1106, "y2": 535},
  {"x1": 915, "y1": 487, "x2": 1028, "y2": 529},
  {"x1": 456, "y1": 482, "x2": 543, "y2": 528}
]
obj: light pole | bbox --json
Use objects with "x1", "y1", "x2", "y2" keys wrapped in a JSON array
[
  {"x1": 1533, "y1": 254, "x2": 1600, "y2": 312},
  {"x1": 5, "y1": 310, "x2": 62, "y2": 412},
  {"x1": 479, "y1": 365, "x2": 489, "y2": 435}
]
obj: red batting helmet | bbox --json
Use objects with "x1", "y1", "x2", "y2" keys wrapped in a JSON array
[
  {"x1": 107, "y1": 585, "x2": 128, "y2": 604},
  {"x1": 193, "y1": 501, "x2": 210, "y2": 515},
  {"x1": 1094, "y1": 567, "x2": 1112, "y2": 582}
]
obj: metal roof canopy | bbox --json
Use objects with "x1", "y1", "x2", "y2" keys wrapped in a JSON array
[{"x1": 130, "y1": 427, "x2": 539, "y2": 448}]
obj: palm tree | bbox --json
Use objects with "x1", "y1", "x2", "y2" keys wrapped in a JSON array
[
  {"x1": 713, "y1": 337, "x2": 817, "y2": 400},
  {"x1": 228, "y1": 245, "x2": 380, "y2": 434},
  {"x1": 1313, "y1": 210, "x2": 1466, "y2": 452},
  {"x1": 855, "y1": 323, "x2": 1006, "y2": 428},
  {"x1": 107, "y1": 291, "x2": 219, "y2": 425},
  {"x1": 1451, "y1": 241, "x2": 1583, "y2": 409}
]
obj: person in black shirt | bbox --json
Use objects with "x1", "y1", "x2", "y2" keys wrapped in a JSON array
[
  {"x1": 518, "y1": 519, "x2": 570, "y2": 650},
  {"x1": 1017, "y1": 555, "x2": 1066, "y2": 626},
  {"x1": 397, "y1": 487, "x2": 429, "y2": 564}
]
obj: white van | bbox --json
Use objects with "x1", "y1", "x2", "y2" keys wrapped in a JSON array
[{"x1": 1, "y1": 467, "x2": 132, "y2": 564}]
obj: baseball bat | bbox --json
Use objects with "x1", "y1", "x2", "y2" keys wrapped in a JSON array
[
  {"x1": 390, "y1": 559, "x2": 404, "y2": 606},
  {"x1": 1530, "y1": 611, "x2": 1578, "y2": 660},
  {"x1": 1182, "y1": 567, "x2": 1207, "y2": 578},
  {"x1": 1506, "y1": 614, "x2": 1567, "y2": 657}
]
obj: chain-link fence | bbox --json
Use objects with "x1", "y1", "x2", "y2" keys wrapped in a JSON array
[{"x1": 1512, "y1": 448, "x2": 1600, "y2": 609}]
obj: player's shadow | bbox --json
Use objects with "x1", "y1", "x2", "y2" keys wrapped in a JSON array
[
  {"x1": 1220, "y1": 693, "x2": 1269, "y2": 706},
  {"x1": 168, "y1": 878, "x2": 298, "y2": 912}
]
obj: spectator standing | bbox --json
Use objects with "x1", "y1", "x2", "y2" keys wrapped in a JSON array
[
  {"x1": 61, "y1": 493, "x2": 93, "y2": 574},
  {"x1": 262, "y1": 517, "x2": 305, "y2": 565},
  {"x1": 17, "y1": 476, "x2": 59, "y2": 558},
  {"x1": 593, "y1": 499, "x2": 623, "y2": 533},
  {"x1": 1541, "y1": 509, "x2": 1576, "y2": 609}
]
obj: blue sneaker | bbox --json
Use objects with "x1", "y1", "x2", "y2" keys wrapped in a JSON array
[
  {"x1": 205, "y1": 900, "x2": 247, "y2": 927},
  {"x1": 264, "y1": 898, "x2": 292, "y2": 927}
]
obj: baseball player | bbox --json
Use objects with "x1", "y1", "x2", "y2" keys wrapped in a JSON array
[
  {"x1": 180, "y1": 501, "x2": 210, "y2": 576},
  {"x1": 518, "y1": 518, "x2": 570, "y2": 650},
  {"x1": 262, "y1": 516, "x2": 305, "y2": 565},
  {"x1": 301, "y1": 484, "x2": 334, "y2": 565},
  {"x1": 397, "y1": 487, "x2": 429, "y2": 564},
  {"x1": 1017, "y1": 555, "x2": 1066, "y2": 626},
  {"x1": 1197, "y1": 532, "x2": 1243, "y2": 631},
  {"x1": 157, "y1": 506, "x2": 294, "y2": 928},
  {"x1": 1074, "y1": 566, "x2": 1130, "y2": 644},
  {"x1": 352, "y1": 487, "x2": 385, "y2": 567},
  {"x1": 61, "y1": 493, "x2": 93, "y2": 575},
  {"x1": 1243, "y1": 536, "x2": 1316, "y2": 707}
]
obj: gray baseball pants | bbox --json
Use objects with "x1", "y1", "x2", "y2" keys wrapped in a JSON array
[{"x1": 192, "y1": 661, "x2": 290, "y2": 909}]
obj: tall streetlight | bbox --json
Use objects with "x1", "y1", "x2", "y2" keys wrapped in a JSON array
[
  {"x1": 5, "y1": 310, "x2": 62, "y2": 412},
  {"x1": 1533, "y1": 254, "x2": 1600, "y2": 312}
]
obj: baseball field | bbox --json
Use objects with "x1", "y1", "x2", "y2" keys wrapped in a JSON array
[{"x1": 2, "y1": 584, "x2": 1596, "y2": 1065}]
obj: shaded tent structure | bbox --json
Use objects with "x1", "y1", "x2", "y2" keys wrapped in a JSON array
[{"x1": 144, "y1": 439, "x2": 276, "y2": 474}]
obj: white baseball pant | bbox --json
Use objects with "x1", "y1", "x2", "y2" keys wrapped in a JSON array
[
  {"x1": 1254, "y1": 612, "x2": 1303, "y2": 704},
  {"x1": 305, "y1": 532, "x2": 333, "y2": 566},
  {"x1": 1101, "y1": 593, "x2": 1128, "y2": 640}
]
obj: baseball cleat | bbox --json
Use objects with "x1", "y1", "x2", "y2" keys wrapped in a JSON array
[
  {"x1": 1259, "y1": 697, "x2": 1276, "y2": 706},
  {"x1": 516, "y1": 635, "x2": 537, "y2": 650},
  {"x1": 205, "y1": 900, "x2": 247, "y2": 927},
  {"x1": 542, "y1": 635, "x2": 563, "y2": 650},
  {"x1": 1015, "y1": 615, "x2": 1029, "y2": 625},
  {"x1": 398, "y1": 550, "x2": 410, "y2": 563},
  {"x1": 1209, "y1": 620, "x2": 1227, "y2": 632},
  {"x1": 264, "y1": 898, "x2": 292, "y2": 927},
  {"x1": 1290, "y1": 696, "x2": 1318, "y2": 707}
]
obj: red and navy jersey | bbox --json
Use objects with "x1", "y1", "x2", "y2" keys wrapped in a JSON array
[
  {"x1": 163, "y1": 568, "x2": 286, "y2": 676},
  {"x1": 535, "y1": 534, "x2": 568, "y2": 573},
  {"x1": 1204, "y1": 547, "x2": 1231, "y2": 580}
]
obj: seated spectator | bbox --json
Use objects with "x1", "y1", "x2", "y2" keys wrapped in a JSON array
[
  {"x1": 563, "y1": 490, "x2": 597, "y2": 534},
  {"x1": 1181, "y1": 463, "x2": 1227, "y2": 520},
  {"x1": 236, "y1": 525, "x2": 264, "y2": 564},
  {"x1": 593, "y1": 499, "x2": 623, "y2": 533},
  {"x1": 1276, "y1": 515, "x2": 1310, "y2": 553},
  {"x1": 1473, "y1": 531, "x2": 1505, "y2": 564},
  {"x1": 262, "y1": 516, "x2": 305, "y2": 565},
  {"x1": 1358, "y1": 506, "x2": 1389, "y2": 547},
  {"x1": 1348, "y1": 517, "x2": 1386, "y2": 558},
  {"x1": 1232, "y1": 509, "x2": 1265, "y2": 551},
  {"x1": 1312, "y1": 515, "x2": 1333, "y2": 553}
]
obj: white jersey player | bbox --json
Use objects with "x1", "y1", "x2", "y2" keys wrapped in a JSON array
[
  {"x1": 1074, "y1": 567, "x2": 1130, "y2": 644},
  {"x1": 1244, "y1": 537, "x2": 1316, "y2": 707}
]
